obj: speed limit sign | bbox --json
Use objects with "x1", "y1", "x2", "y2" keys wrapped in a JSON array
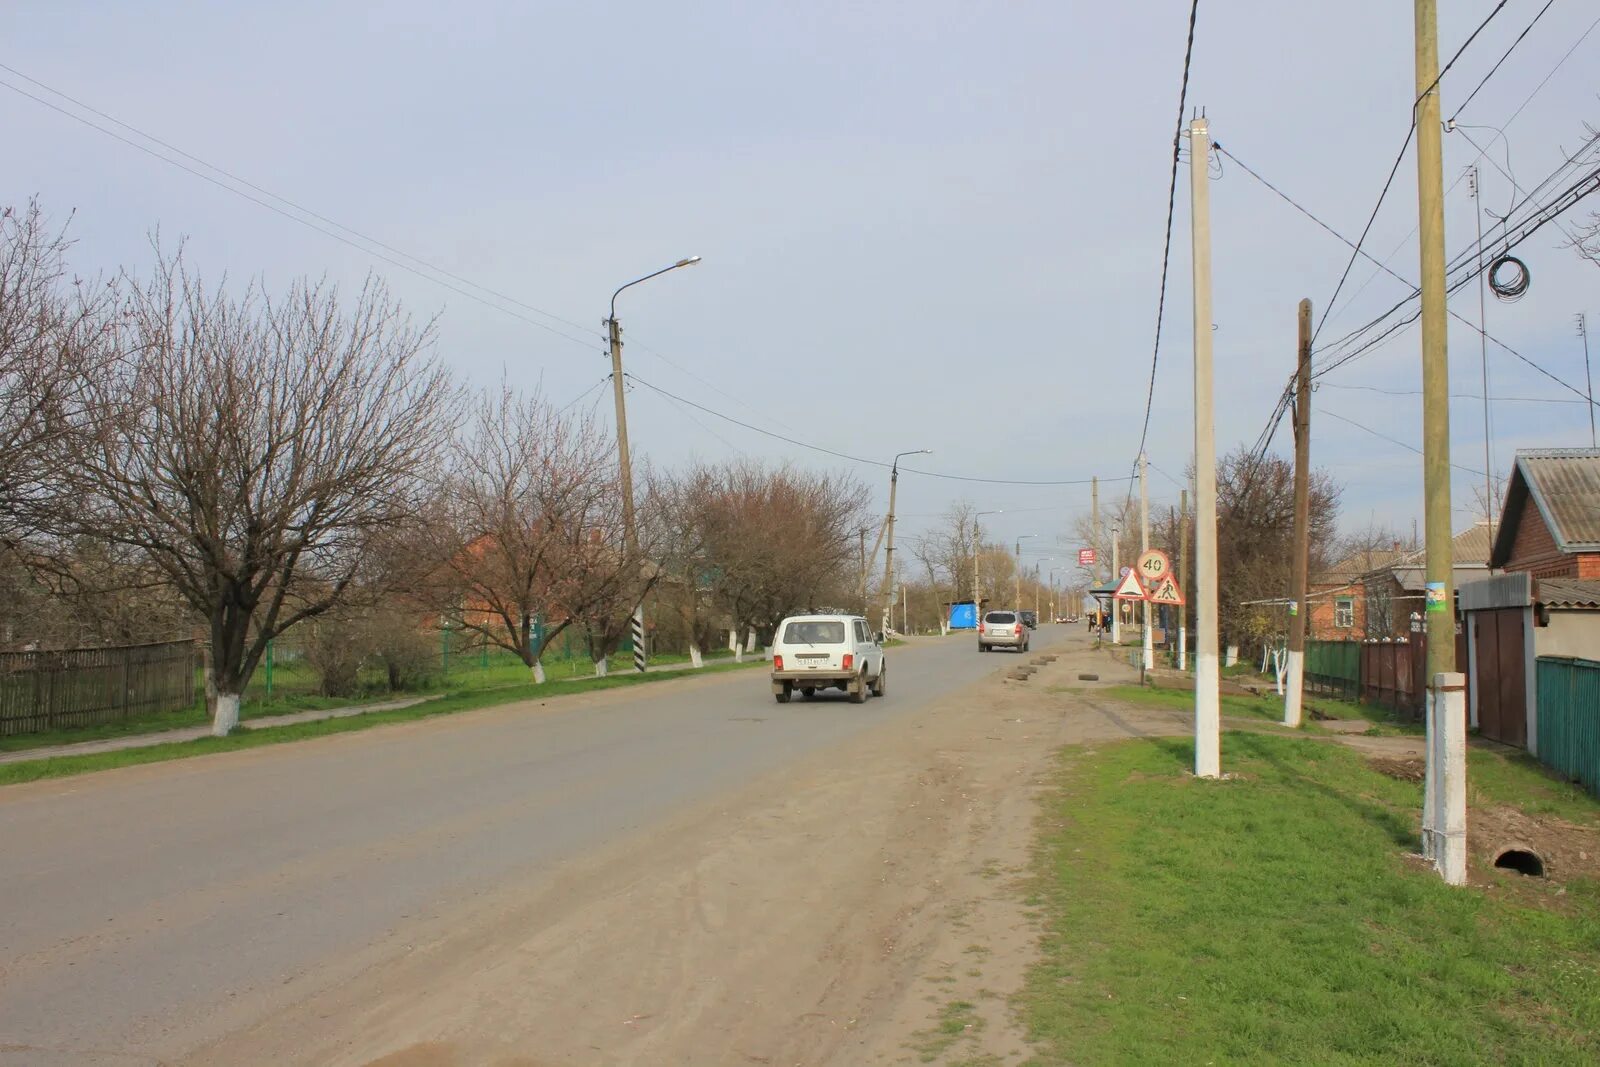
[{"x1": 1136, "y1": 549, "x2": 1172, "y2": 585}]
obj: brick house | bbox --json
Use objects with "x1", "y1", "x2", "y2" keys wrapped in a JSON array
[
  {"x1": 1306, "y1": 545, "x2": 1407, "y2": 640},
  {"x1": 1488, "y1": 448, "x2": 1600, "y2": 579}
]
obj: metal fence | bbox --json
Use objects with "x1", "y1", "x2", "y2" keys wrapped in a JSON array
[
  {"x1": 0, "y1": 640, "x2": 198, "y2": 736},
  {"x1": 1535, "y1": 657, "x2": 1600, "y2": 800},
  {"x1": 1305, "y1": 640, "x2": 1360, "y2": 700}
]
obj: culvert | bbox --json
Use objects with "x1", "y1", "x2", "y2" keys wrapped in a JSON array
[{"x1": 1492, "y1": 846, "x2": 1546, "y2": 878}]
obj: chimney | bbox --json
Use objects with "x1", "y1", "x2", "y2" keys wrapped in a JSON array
[{"x1": 1392, "y1": 540, "x2": 1400, "y2": 552}]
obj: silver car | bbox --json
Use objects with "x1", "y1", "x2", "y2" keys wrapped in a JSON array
[{"x1": 978, "y1": 609, "x2": 1029, "y2": 653}]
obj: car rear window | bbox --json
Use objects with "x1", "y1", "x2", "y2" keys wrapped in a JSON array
[
  {"x1": 783, "y1": 620, "x2": 847, "y2": 644},
  {"x1": 985, "y1": 612, "x2": 1016, "y2": 623}
]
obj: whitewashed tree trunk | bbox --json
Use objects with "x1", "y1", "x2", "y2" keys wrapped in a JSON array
[
  {"x1": 212, "y1": 691, "x2": 241, "y2": 737},
  {"x1": 593, "y1": 656, "x2": 608, "y2": 677},
  {"x1": 688, "y1": 644, "x2": 704, "y2": 669},
  {"x1": 733, "y1": 637, "x2": 743, "y2": 663},
  {"x1": 533, "y1": 659, "x2": 546, "y2": 684},
  {"x1": 728, "y1": 629, "x2": 738, "y2": 653},
  {"x1": 746, "y1": 627, "x2": 757, "y2": 655},
  {"x1": 1225, "y1": 644, "x2": 1238, "y2": 667}
]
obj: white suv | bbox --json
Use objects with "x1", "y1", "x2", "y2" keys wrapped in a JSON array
[
  {"x1": 978, "y1": 609, "x2": 1030, "y2": 653},
  {"x1": 769, "y1": 614, "x2": 886, "y2": 704}
]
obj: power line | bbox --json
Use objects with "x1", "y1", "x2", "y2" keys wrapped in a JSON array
[
  {"x1": 0, "y1": 64, "x2": 603, "y2": 353},
  {"x1": 1448, "y1": 0, "x2": 1560, "y2": 125},
  {"x1": 1131, "y1": 0, "x2": 1201, "y2": 465},
  {"x1": 1319, "y1": 381, "x2": 1585, "y2": 404},
  {"x1": 624, "y1": 372, "x2": 1132, "y2": 487},
  {"x1": 1311, "y1": 0, "x2": 1512, "y2": 344},
  {"x1": 1216, "y1": 138, "x2": 1600, "y2": 412},
  {"x1": 555, "y1": 374, "x2": 613, "y2": 415},
  {"x1": 1322, "y1": 408, "x2": 1488, "y2": 478}
]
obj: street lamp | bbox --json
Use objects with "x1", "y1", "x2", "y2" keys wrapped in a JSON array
[
  {"x1": 1014, "y1": 534, "x2": 1037, "y2": 609},
  {"x1": 606, "y1": 256, "x2": 701, "y2": 671},
  {"x1": 973, "y1": 510, "x2": 1003, "y2": 622},
  {"x1": 880, "y1": 448, "x2": 932, "y2": 636}
]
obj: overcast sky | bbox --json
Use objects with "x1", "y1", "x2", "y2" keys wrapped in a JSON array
[{"x1": 8, "y1": 1, "x2": 1599, "y2": 572}]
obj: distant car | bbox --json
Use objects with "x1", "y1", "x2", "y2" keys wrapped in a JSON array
[
  {"x1": 769, "y1": 613, "x2": 886, "y2": 704},
  {"x1": 978, "y1": 609, "x2": 1029, "y2": 653},
  {"x1": 1019, "y1": 610, "x2": 1038, "y2": 629}
]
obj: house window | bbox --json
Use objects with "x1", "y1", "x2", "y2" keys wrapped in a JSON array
[{"x1": 1335, "y1": 598, "x2": 1354, "y2": 629}]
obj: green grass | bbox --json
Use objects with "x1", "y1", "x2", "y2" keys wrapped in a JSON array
[
  {"x1": 0, "y1": 659, "x2": 764, "y2": 787},
  {"x1": 0, "y1": 647, "x2": 739, "y2": 754},
  {"x1": 1468, "y1": 748, "x2": 1600, "y2": 827},
  {"x1": 1100, "y1": 684, "x2": 1287, "y2": 723},
  {"x1": 1022, "y1": 730, "x2": 1600, "y2": 1065}
]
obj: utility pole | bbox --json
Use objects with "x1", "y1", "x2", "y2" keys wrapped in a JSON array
[
  {"x1": 880, "y1": 465, "x2": 902, "y2": 636},
  {"x1": 606, "y1": 257, "x2": 700, "y2": 673},
  {"x1": 1415, "y1": 0, "x2": 1466, "y2": 886},
  {"x1": 1013, "y1": 535, "x2": 1035, "y2": 609},
  {"x1": 1190, "y1": 113, "x2": 1220, "y2": 779},
  {"x1": 1139, "y1": 453, "x2": 1152, "y2": 671},
  {"x1": 1470, "y1": 167, "x2": 1494, "y2": 529},
  {"x1": 1110, "y1": 525, "x2": 1122, "y2": 645},
  {"x1": 1579, "y1": 314, "x2": 1596, "y2": 448},
  {"x1": 1091, "y1": 476, "x2": 1102, "y2": 581},
  {"x1": 1178, "y1": 487, "x2": 1189, "y2": 671},
  {"x1": 858, "y1": 527, "x2": 869, "y2": 613},
  {"x1": 1285, "y1": 299, "x2": 1313, "y2": 728}
]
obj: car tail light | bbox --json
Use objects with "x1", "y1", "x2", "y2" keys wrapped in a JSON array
[
  {"x1": 773, "y1": 654, "x2": 784, "y2": 671},
  {"x1": 1014, "y1": 624, "x2": 1022, "y2": 635},
  {"x1": 842, "y1": 653, "x2": 853, "y2": 671}
]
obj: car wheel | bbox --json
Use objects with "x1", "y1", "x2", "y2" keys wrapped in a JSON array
[
  {"x1": 849, "y1": 672, "x2": 868, "y2": 704},
  {"x1": 870, "y1": 663, "x2": 886, "y2": 697},
  {"x1": 774, "y1": 690, "x2": 791, "y2": 703}
]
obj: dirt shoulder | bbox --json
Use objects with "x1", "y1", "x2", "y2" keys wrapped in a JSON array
[{"x1": 181, "y1": 637, "x2": 1184, "y2": 1067}]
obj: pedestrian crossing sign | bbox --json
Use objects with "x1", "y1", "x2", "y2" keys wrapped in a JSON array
[{"x1": 1147, "y1": 576, "x2": 1186, "y2": 606}]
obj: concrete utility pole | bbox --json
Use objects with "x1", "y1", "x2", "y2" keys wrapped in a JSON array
[
  {"x1": 1110, "y1": 524, "x2": 1122, "y2": 645},
  {"x1": 858, "y1": 527, "x2": 869, "y2": 612},
  {"x1": 608, "y1": 256, "x2": 701, "y2": 672},
  {"x1": 1414, "y1": 0, "x2": 1466, "y2": 886},
  {"x1": 1178, "y1": 488, "x2": 1189, "y2": 671},
  {"x1": 1284, "y1": 299, "x2": 1313, "y2": 728},
  {"x1": 1190, "y1": 114, "x2": 1221, "y2": 779},
  {"x1": 1014, "y1": 535, "x2": 1035, "y2": 609},
  {"x1": 1091, "y1": 476, "x2": 1102, "y2": 581},
  {"x1": 1139, "y1": 453, "x2": 1153, "y2": 671},
  {"x1": 880, "y1": 449, "x2": 932, "y2": 636},
  {"x1": 974, "y1": 510, "x2": 1003, "y2": 623}
]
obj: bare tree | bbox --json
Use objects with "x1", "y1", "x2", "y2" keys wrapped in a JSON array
[
  {"x1": 68, "y1": 256, "x2": 459, "y2": 734},
  {"x1": 419, "y1": 385, "x2": 645, "y2": 682},
  {"x1": 0, "y1": 200, "x2": 116, "y2": 543},
  {"x1": 1215, "y1": 448, "x2": 1341, "y2": 657}
]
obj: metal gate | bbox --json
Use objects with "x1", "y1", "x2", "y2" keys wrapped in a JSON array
[{"x1": 1473, "y1": 607, "x2": 1527, "y2": 747}]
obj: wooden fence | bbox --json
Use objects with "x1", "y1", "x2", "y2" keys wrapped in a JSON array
[
  {"x1": 0, "y1": 640, "x2": 197, "y2": 736},
  {"x1": 1535, "y1": 657, "x2": 1600, "y2": 799},
  {"x1": 1356, "y1": 632, "x2": 1470, "y2": 721}
]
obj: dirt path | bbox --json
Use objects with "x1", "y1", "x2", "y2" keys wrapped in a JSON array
[{"x1": 181, "y1": 638, "x2": 1188, "y2": 1067}]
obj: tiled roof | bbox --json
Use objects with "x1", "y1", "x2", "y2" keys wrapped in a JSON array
[
  {"x1": 1450, "y1": 522, "x2": 1495, "y2": 565},
  {"x1": 1536, "y1": 578, "x2": 1600, "y2": 609},
  {"x1": 1491, "y1": 449, "x2": 1600, "y2": 566}
]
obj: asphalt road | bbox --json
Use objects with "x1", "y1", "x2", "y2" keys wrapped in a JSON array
[{"x1": 0, "y1": 626, "x2": 1075, "y2": 1066}]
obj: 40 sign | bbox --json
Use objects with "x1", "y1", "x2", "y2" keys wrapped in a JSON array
[{"x1": 1135, "y1": 549, "x2": 1171, "y2": 585}]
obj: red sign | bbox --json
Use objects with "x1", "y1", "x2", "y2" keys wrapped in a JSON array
[
  {"x1": 1078, "y1": 548, "x2": 1097, "y2": 567},
  {"x1": 1113, "y1": 568, "x2": 1148, "y2": 601}
]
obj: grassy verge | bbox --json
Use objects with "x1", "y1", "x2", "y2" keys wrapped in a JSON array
[
  {"x1": 0, "y1": 659, "x2": 764, "y2": 787},
  {"x1": 1098, "y1": 683, "x2": 1421, "y2": 734},
  {"x1": 0, "y1": 648, "x2": 740, "y2": 754},
  {"x1": 1023, "y1": 730, "x2": 1600, "y2": 1065}
]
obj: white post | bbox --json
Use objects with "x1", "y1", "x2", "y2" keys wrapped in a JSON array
[
  {"x1": 688, "y1": 644, "x2": 704, "y2": 669},
  {"x1": 1284, "y1": 648, "x2": 1304, "y2": 723},
  {"x1": 1190, "y1": 115, "x2": 1220, "y2": 779},
  {"x1": 212, "y1": 690, "x2": 241, "y2": 737},
  {"x1": 1111, "y1": 529, "x2": 1122, "y2": 646},
  {"x1": 1422, "y1": 682, "x2": 1438, "y2": 861},
  {"x1": 594, "y1": 655, "x2": 609, "y2": 677},
  {"x1": 1435, "y1": 672, "x2": 1469, "y2": 885}
]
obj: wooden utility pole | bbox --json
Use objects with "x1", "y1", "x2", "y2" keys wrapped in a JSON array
[
  {"x1": 1190, "y1": 113, "x2": 1220, "y2": 779},
  {"x1": 880, "y1": 465, "x2": 901, "y2": 635},
  {"x1": 1415, "y1": 0, "x2": 1466, "y2": 886},
  {"x1": 1284, "y1": 299, "x2": 1313, "y2": 728},
  {"x1": 1178, "y1": 488, "x2": 1189, "y2": 671}
]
